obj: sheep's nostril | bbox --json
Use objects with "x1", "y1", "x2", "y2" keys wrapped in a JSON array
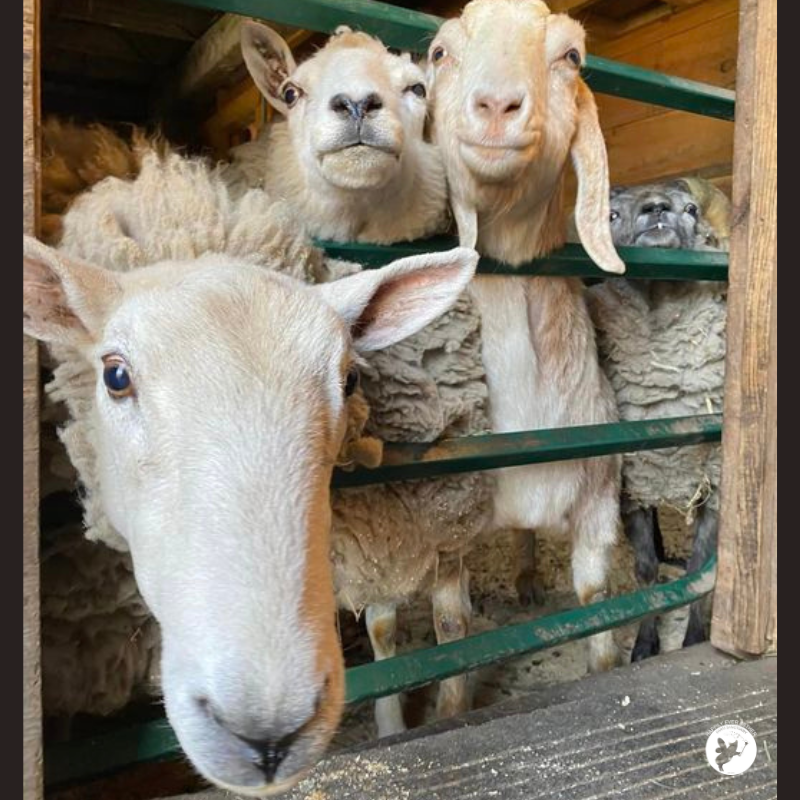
[
  {"x1": 330, "y1": 93, "x2": 354, "y2": 116},
  {"x1": 360, "y1": 93, "x2": 383, "y2": 114}
]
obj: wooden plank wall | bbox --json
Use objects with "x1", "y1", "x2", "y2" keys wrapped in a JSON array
[
  {"x1": 711, "y1": 0, "x2": 777, "y2": 657},
  {"x1": 588, "y1": 0, "x2": 738, "y2": 194},
  {"x1": 23, "y1": 0, "x2": 43, "y2": 796}
]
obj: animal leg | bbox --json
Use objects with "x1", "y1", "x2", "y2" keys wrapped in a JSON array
[
  {"x1": 572, "y1": 492, "x2": 620, "y2": 673},
  {"x1": 365, "y1": 603, "x2": 405, "y2": 737},
  {"x1": 683, "y1": 504, "x2": 718, "y2": 647},
  {"x1": 432, "y1": 558, "x2": 472, "y2": 719},
  {"x1": 622, "y1": 497, "x2": 663, "y2": 661},
  {"x1": 514, "y1": 529, "x2": 546, "y2": 607}
]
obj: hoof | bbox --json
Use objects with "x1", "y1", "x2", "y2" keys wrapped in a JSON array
[
  {"x1": 682, "y1": 614, "x2": 708, "y2": 648},
  {"x1": 515, "y1": 570, "x2": 546, "y2": 607},
  {"x1": 631, "y1": 619, "x2": 660, "y2": 662}
]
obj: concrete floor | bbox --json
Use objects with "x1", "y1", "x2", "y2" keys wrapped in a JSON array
[{"x1": 171, "y1": 643, "x2": 777, "y2": 800}]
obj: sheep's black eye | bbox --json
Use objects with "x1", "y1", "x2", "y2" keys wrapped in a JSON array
[
  {"x1": 684, "y1": 202, "x2": 698, "y2": 217},
  {"x1": 344, "y1": 368, "x2": 359, "y2": 397},
  {"x1": 282, "y1": 83, "x2": 301, "y2": 107},
  {"x1": 565, "y1": 48, "x2": 582, "y2": 67},
  {"x1": 102, "y1": 357, "x2": 134, "y2": 399},
  {"x1": 432, "y1": 45, "x2": 446, "y2": 63},
  {"x1": 610, "y1": 210, "x2": 620, "y2": 222},
  {"x1": 407, "y1": 82, "x2": 427, "y2": 99}
]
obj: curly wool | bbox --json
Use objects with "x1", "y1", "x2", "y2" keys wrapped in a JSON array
[
  {"x1": 587, "y1": 278, "x2": 726, "y2": 517},
  {"x1": 44, "y1": 145, "x2": 490, "y2": 713}
]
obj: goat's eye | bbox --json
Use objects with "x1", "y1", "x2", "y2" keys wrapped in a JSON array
[
  {"x1": 431, "y1": 45, "x2": 446, "y2": 63},
  {"x1": 610, "y1": 210, "x2": 620, "y2": 222},
  {"x1": 344, "y1": 368, "x2": 359, "y2": 397},
  {"x1": 565, "y1": 48, "x2": 582, "y2": 67},
  {"x1": 102, "y1": 356, "x2": 134, "y2": 399},
  {"x1": 406, "y1": 82, "x2": 427, "y2": 99},
  {"x1": 282, "y1": 83, "x2": 302, "y2": 107},
  {"x1": 684, "y1": 202, "x2": 698, "y2": 217}
]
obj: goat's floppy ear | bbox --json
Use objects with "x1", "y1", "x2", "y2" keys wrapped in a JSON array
[
  {"x1": 316, "y1": 247, "x2": 478, "y2": 352},
  {"x1": 571, "y1": 80, "x2": 625, "y2": 275},
  {"x1": 240, "y1": 20, "x2": 298, "y2": 115},
  {"x1": 23, "y1": 235, "x2": 121, "y2": 345}
]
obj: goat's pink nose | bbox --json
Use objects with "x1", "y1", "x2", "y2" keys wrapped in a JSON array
[{"x1": 471, "y1": 91, "x2": 526, "y2": 121}]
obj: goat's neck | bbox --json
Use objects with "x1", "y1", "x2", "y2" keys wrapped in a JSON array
[
  {"x1": 470, "y1": 173, "x2": 614, "y2": 428},
  {"x1": 476, "y1": 177, "x2": 568, "y2": 267}
]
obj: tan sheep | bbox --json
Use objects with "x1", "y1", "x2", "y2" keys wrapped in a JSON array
[
  {"x1": 24, "y1": 143, "x2": 478, "y2": 792},
  {"x1": 224, "y1": 22, "x2": 449, "y2": 244}
]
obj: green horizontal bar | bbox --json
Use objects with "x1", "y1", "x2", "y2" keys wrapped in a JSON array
[
  {"x1": 583, "y1": 55, "x2": 735, "y2": 121},
  {"x1": 321, "y1": 239, "x2": 729, "y2": 282},
  {"x1": 45, "y1": 554, "x2": 716, "y2": 787},
  {"x1": 333, "y1": 414, "x2": 722, "y2": 488},
  {"x1": 172, "y1": 0, "x2": 440, "y2": 51},
  {"x1": 171, "y1": 0, "x2": 734, "y2": 118},
  {"x1": 346, "y1": 554, "x2": 717, "y2": 702}
]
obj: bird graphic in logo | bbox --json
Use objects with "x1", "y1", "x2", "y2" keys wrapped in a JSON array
[{"x1": 715, "y1": 736, "x2": 748, "y2": 772}]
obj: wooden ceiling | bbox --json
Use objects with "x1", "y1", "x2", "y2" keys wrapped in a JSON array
[{"x1": 41, "y1": 0, "x2": 713, "y2": 128}]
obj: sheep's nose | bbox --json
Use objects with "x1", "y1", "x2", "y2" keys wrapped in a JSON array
[
  {"x1": 641, "y1": 201, "x2": 671, "y2": 216},
  {"x1": 239, "y1": 733, "x2": 294, "y2": 782},
  {"x1": 471, "y1": 91, "x2": 526, "y2": 122},
  {"x1": 329, "y1": 92, "x2": 384, "y2": 121},
  {"x1": 202, "y1": 699, "x2": 302, "y2": 783}
]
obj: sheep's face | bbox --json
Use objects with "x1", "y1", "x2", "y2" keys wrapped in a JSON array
[
  {"x1": 23, "y1": 237, "x2": 478, "y2": 797},
  {"x1": 242, "y1": 23, "x2": 429, "y2": 191},
  {"x1": 609, "y1": 182, "x2": 719, "y2": 249},
  {"x1": 429, "y1": 0, "x2": 583, "y2": 185}
]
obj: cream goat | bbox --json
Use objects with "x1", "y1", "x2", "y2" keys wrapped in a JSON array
[
  {"x1": 24, "y1": 146, "x2": 478, "y2": 795},
  {"x1": 428, "y1": 0, "x2": 625, "y2": 673}
]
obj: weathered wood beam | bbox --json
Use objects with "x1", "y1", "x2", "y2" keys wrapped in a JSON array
[
  {"x1": 665, "y1": 0, "x2": 709, "y2": 8},
  {"x1": 154, "y1": 13, "x2": 309, "y2": 110},
  {"x1": 711, "y1": 0, "x2": 777, "y2": 656},
  {"x1": 23, "y1": 0, "x2": 43, "y2": 798},
  {"x1": 548, "y1": 0, "x2": 601, "y2": 13},
  {"x1": 585, "y1": 5, "x2": 674, "y2": 40}
]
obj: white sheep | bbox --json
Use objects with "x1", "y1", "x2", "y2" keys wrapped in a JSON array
[
  {"x1": 586, "y1": 177, "x2": 729, "y2": 659},
  {"x1": 24, "y1": 145, "x2": 478, "y2": 794},
  {"x1": 229, "y1": 22, "x2": 493, "y2": 736},
  {"x1": 224, "y1": 22, "x2": 448, "y2": 243},
  {"x1": 427, "y1": 0, "x2": 626, "y2": 673}
]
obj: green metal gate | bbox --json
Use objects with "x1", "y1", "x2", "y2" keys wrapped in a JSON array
[{"x1": 45, "y1": 0, "x2": 734, "y2": 787}]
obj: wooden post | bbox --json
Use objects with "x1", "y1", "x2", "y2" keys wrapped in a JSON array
[
  {"x1": 711, "y1": 0, "x2": 777, "y2": 657},
  {"x1": 23, "y1": 0, "x2": 43, "y2": 797}
]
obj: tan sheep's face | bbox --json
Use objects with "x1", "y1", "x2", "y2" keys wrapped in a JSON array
[
  {"x1": 23, "y1": 237, "x2": 478, "y2": 796},
  {"x1": 428, "y1": 0, "x2": 585, "y2": 186},
  {"x1": 242, "y1": 23, "x2": 429, "y2": 191}
]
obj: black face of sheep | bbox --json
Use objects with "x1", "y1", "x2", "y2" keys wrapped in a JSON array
[{"x1": 609, "y1": 182, "x2": 717, "y2": 250}]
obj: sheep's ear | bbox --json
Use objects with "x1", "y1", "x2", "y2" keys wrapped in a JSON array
[
  {"x1": 571, "y1": 80, "x2": 625, "y2": 275},
  {"x1": 241, "y1": 20, "x2": 297, "y2": 115},
  {"x1": 316, "y1": 247, "x2": 478, "y2": 352},
  {"x1": 23, "y1": 235, "x2": 121, "y2": 345}
]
